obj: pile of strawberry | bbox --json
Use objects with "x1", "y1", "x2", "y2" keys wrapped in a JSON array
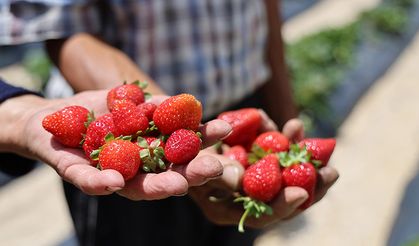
[
  {"x1": 42, "y1": 81, "x2": 203, "y2": 181},
  {"x1": 217, "y1": 108, "x2": 336, "y2": 232}
]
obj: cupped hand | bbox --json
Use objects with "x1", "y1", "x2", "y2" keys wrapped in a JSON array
[
  {"x1": 188, "y1": 117, "x2": 339, "y2": 230},
  {"x1": 15, "y1": 90, "x2": 232, "y2": 200}
]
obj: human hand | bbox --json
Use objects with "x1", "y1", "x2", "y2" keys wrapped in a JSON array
[
  {"x1": 5, "y1": 91, "x2": 231, "y2": 200},
  {"x1": 188, "y1": 117, "x2": 339, "y2": 229}
]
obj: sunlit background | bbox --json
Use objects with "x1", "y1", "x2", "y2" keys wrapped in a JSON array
[{"x1": 1, "y1": 0, "x2": 418, "y2": 245}]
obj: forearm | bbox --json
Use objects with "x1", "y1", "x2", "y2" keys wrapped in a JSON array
[
  {"x1": 46, "y1": 33, "x2": 165, "y2": 95},
  {"x1": 259, "y1": 0, "x2": 298, "y2": 128}
]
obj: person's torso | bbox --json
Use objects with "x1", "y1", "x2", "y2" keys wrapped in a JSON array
[{"x1": 1, "y1": 0, "x2": 270, "y2": 117}]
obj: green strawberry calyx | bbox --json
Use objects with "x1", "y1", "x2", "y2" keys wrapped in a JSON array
[
  {"x1": 138, "y1": 137, "x2": 166, "y2": 172},
  {"x1": 90, "y1": 133, "x2": 132, "y2": 162},
  {"x1": 278, "y1": 144, "x2": 321, "y2": 168},
  {"x1": 234, "y1": 196, "x2": 273, "y2": 233},
  {"x1": 248, "y1": 144, "x2": 271, "y2": 164},
  {"x1": 79, "y1": 111, "x2": 96, "y2": 146},
  {"x1": 131, "y1": 80, "x2": 152, "y2": 100}
]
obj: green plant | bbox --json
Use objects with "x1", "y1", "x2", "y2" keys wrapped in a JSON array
[
  {"x1": 389, "y1": 0, "x2": 416, "y2": 8},
  {"x1": 22, "y1": 48, "x2": 51, "y2": 85},
  {"x1": 286, "y1": 23, "x2": 359, "y2": 117},
  {"x1": 286, "y1": 0, "x2": 414, "y2": 134},
  {"x1": 361, "y1": 5, "x2": 408, "y2": 34},
  {"x1": 403, "y1": 235, "x2": 419, "y2": 246}
]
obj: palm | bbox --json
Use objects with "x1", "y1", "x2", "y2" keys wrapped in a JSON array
[
  {"x1": 22, "y1": 90, "x2": 230, "y2": 199},
  {"x1": 189, "y1": 118, "x2": 339, "y2": 230}
]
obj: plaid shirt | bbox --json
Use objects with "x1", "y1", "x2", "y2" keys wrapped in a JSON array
[{"x1": 0, "y1": 0, "x2": 269, "y2": 117}]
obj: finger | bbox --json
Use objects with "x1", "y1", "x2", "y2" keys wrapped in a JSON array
[
  {"x1": 45, "y1": 142, "x2": 125, "y2": 195},
  {"x1": 243, "y1": 187, "x2": 308, "y2": 228},
  {"x1": 314, "y1": 166, "x2": 339, "y2": 203},
  {"x1": 270, "y1": 186, "x2": 308, "y2": 217},
  {"x1": 188, "y1": 186, "x2": 245, "y2": 225},
  {"x1": 258, "y1": 109, "x2": 278, "y2": 132},
  {"x1": 57, "y1": 160, "x2": 125, "y2": 196},
  {"x1": 200, "y1": 119, "x2": 232, "y2": 148},
  {"x1": 118, "y1": 171, "x2": 189, "y2": 200},
  {"x1": 206, "y1": 155, "x2": 245, "y2": 191},
  {"x1": 147, "y1": 95, "x2": 169, "y2": 105},
  {"x1": 282, "y1": 118, "x2": 305, "y2": 142},
  {"x1": 73, "y1": 90, "x2": 109, "y2": 114},
  {"x1": 170, "y1": 155, "x2": 223, "y2": 187}
]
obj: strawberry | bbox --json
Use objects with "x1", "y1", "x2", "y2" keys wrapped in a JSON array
[
  {"x1": 153, "y1": 94, "x2": 202, "y2": 135},
  {"x1": 107, "y1": 81, "x2": 145, "y2": 111},
  {"x1": 280, "y1": 144, "x2": 318, "y2": 209},
  {"x1": 143, "y1": 136, "x2": 165, "y2": 148},
  {"x1": 282, "y1": 162, "x2": 317, "y2": 209},
  {"x1": 164, "y1": 129, "x2": 202, "y2": 165},
  {"x1": 98, "y1": 139, "x2": 142, "y2": 181},
  {"x1": 253, "y1": 131, "x2": 289, "y2": 153},
  {"x1": 137, "y1": 102, "x2": 157, "y2": 121},
  {"x1": 42, "y1": 105, "x2": 90, "y2": 147},
  {"x1": 242, "y1": 154, "x2": 282, "y2": 202},
  {"x1": 235, "y1": 154, "x2": 282, "y2": 232},
  {"x1": 111, "y1": 99, "x2": 149, "y2": 136},
  {"x1": 224, "y1": 145, "x2": 250, "y2": 169},
  {"x1": 217, "y1": 108, "x2": 261, "y2": 148},
  {"x1": 299, "y1": 138, "x2": 336, "y2": 167},
  {"x1": 83, "y1": 113, "x2": 119, "y2": 165}
]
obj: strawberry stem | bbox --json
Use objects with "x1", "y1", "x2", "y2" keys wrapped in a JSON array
[
  {"x1": 238, "y1": 206, "x2": 251, "y2": 233},
  {"x1": 234, "y1": 196, "x2": 273, "y2": 233}
]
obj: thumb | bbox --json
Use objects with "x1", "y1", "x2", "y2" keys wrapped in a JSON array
[
  {"x1": 209, "y1": 155, "x2": 245, "y2": 191},
  {"x1": 200, "y1": 119, "x2": 232, "y2": 148}
]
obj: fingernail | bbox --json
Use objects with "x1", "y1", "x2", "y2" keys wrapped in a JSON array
[
  {"x1": 291, "y1": 194, "x2": 308, "y2": 209},
  {"x1": 220, "y1": 131, "x2": 233, "y2": 141},
  {"x1": 319, "y1": 166, "x2": 339, "y2": 185},
  {"x1": 223, "y1": 165, "x2": 240, "y2": 190},
  {"x1": 106, "y1": 186, "x2": 123, "y2": 192},
  {"x1": 219, "y1": 121, "x2": 233, "y2": 140},
  {"x1": 174, "y1": 191, "x2": 188, "y2": 197},
  {"x1": 207, "y1": 171, "x2": 223, "y2": 181}
]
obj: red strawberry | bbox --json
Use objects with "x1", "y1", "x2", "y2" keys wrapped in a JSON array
[
  {"x1": 235, "y1": 154, "x2": 282, "y2": 232},
  {"x1": 107, "y1": 82, "x2": 145, "y2": 111},
  {"x1": 153, "y1": 94, "x2": 202, "y2": 135},
  {"x1": 253, "y1": 131, "x2": 289, "y2": 153},
  {"x1": 111, "y1": 100, "x2": 149, "y2": 136},
  {"x1": 143, "y1": 136, "x2": 165, "y2": 148},
  {"x1": 299, "y1": 138, "x2": 336, "y2": 167},
  {"x1": 224, "y1": 145, "x2": 250, "y2": 169},
  {"x1": 137, "y1": 102, "x2": 157, "y2": 121},
  {"x1": 242, "y1": 154, "x2": 282, "y2": 202},
  {"x1": 282, "y1": 162, "x2": 317, "y2": 209},
  {"x1": 164, "y1": 129, "x2": 202, "y2": 165},
  {"x1": 98, "y1": 139, "x2": 142, "y2": 181},
  {"x1": 279, "y1": 144, "x2": 318, "y2": 209},
  {"x1": 217, "y1": 108, "x2": 261, "y2": 147},
  {"x1": 83, "y1": 113, "x2": 119, "y2": 165},
  {"x1": 42, "y1": 105, "x2": 90, "y2": 147}
]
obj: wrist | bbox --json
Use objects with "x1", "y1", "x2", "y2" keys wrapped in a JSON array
[{"x1": 0, "y1": 94, "x2": 48, "y2": 153}]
